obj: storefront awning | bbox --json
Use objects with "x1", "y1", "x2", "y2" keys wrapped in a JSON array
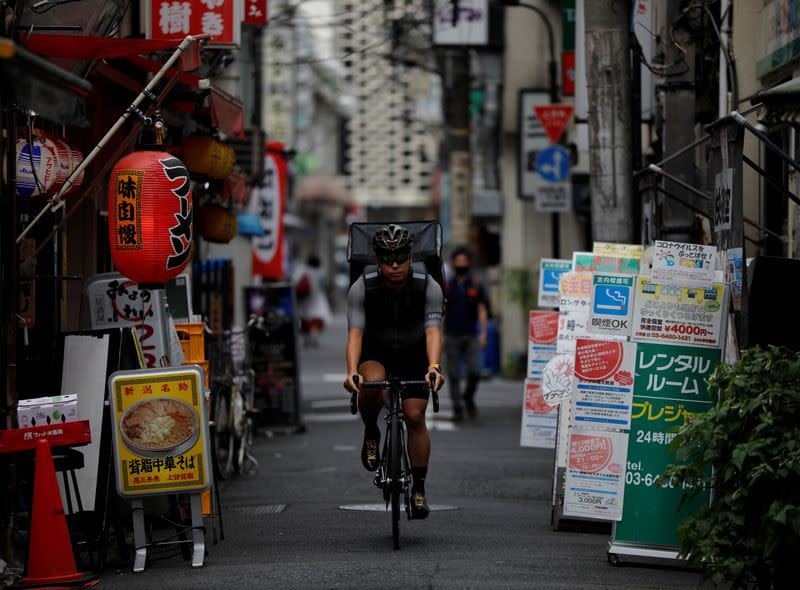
[{"x1": 21, "y1": 34, "x2": 243, "y2": 136}]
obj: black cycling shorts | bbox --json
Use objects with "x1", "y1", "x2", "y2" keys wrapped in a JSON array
[{"x1": 359, "y1": 341, "x2": 430, "y2": 401}]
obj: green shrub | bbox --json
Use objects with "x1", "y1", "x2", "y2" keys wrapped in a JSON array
[{"x1": 664, "y1": 346, "x2": 800, "y2": 589}]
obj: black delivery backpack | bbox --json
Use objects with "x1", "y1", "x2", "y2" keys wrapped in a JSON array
[{"x1": 347, "y1": 220, "x2": 445, "y2": 293}]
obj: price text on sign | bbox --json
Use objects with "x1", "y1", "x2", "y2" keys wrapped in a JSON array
[
  {"x1": 631, "y1": 278, "x2": 725, "y2": 348},
  {"x1": 564, "y1": 429, "x2": 629, "y2": 521}
]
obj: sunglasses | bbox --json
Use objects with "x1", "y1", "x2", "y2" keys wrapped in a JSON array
[{"x1": 377, "y1": 250, "x2": 410, "y2": 265}]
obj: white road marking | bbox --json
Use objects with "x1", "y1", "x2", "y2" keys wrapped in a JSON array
[{"x1": 304, "y1": 412, "x2": 359, "y2": 423}]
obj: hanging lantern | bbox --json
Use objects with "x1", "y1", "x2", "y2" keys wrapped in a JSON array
[
  {"x1": 197, "y1": 204, "x2": 237, "y2": 243},
  {"x1": 182, "y1": 135, "x2": 236, "y2": 180},
  {"x1": 15, "y1": 137, "x2": 56, "y2": 197},
  {"x1": 108, "y1": 151, "x2": 193, "y2": 285}
]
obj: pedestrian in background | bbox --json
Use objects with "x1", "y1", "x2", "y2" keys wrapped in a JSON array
[
  {"x1": 294, "y1": 255, "x2": 332, "y2": 348},
  {"x1": 444, "y1": 246, "x2": 489, "y2": 421}
]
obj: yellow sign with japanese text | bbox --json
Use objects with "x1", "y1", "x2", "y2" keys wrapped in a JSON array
[
  {"x1": 592, "y1": 242, "x2": 644, "y2": 259},
  {"x1": 108, "y1": 366, "x2": 210, "y2": 497}
]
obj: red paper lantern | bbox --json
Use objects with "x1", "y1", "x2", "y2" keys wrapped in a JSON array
[{"x1": 108, "y1": 151, "x2": 193, "y2": 285}]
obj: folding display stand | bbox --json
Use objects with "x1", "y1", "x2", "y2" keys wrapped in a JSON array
[
  {"x1": 0, "y1": 421, "x2": 97, "y2": 589},
  {"x1": 131, "y1": 493, "x2": 205, "y2": 572}
]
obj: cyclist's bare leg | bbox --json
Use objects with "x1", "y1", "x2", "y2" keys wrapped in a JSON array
[
  {"x1": 402, "y1": 398, "x2": 430, "y2": 469},
  {"x1": 357, "y1": 360, "x2": 386, "y2": 427}
]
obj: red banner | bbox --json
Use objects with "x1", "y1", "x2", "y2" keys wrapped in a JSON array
[
  {"x1": 243, "y1": 0, "x2": 268, "y2": 25},
  {"x1": 251, "y1": 142, "x2": 286, "y2": 280},
  {"x1": 146, "y1": 0, "x2": 241, "y2": 46},
  {"x1": 562, "y1": 51, "x2": 575, "y2": 97}
]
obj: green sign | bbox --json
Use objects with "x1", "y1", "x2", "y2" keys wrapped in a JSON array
[
  {"x1": 615, "y1": 343, "x2": 721, "y2": 547},
  {"x1": 572, "y1": 252, "x2": 640, "y2": 275},
  {"x1": 562, "y1": 0, "x2": 576, "y2": 51}
]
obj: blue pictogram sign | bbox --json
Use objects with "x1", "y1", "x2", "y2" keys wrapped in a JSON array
[
  {"x1": 593, "y1": 285, "x2": 630, "y2": 316},
  {"x1": 535, "y1": 145, "x2": 570, "y2": 183}
]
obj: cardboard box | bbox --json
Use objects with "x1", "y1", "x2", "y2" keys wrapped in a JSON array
[{"x1": 17, "y1": 394, "x2": 79, "y2": 428}]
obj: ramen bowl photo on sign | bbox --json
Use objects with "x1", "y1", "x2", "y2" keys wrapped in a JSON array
[{"x1": 120, "y1": 397, "x2": 199, "y2": 458}]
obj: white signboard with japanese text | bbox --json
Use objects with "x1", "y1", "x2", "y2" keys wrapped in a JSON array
[
  {"x1": 527, "y1": 311, "x2": 559, "y2": 379},
  {"x1": 631, "y1": 278, "x2": 726, "y2": 348},
  {"x1": 556, "y1": 272, "x2": 592, "y2": 354},
  {"x1": 570, "y1": 339, "x2": 637, "y2": 430},
  {"x1": 651, "y1": 240, "x2": 717, "y2": 288},
  {"x1": 564, "y1": 428, "x2": 629, "y2": 520},
  {"x1": 433, "y1": 0, "x2": 489, "y2": 46}
]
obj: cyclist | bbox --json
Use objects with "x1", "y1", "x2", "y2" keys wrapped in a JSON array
[{"x1": 343, "y1": 224, "x2": 445, "y2": 519}]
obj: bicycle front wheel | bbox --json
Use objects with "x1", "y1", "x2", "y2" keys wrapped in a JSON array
[{"x1": 389, "y1": 413, "x2": 402, "y2": 550}]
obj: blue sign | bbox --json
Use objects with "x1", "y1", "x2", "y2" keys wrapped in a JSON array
[
  {"x1": 535, "y1": 145, "x2": 570, "y2": 183},
  {"x1": 543, "y1": 269, "x2": 567, "y2": 293},
  {"x1": 593, "y1": 284, "x2": 631, "y2": 316}
]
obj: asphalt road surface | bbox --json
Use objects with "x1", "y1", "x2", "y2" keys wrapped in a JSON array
[{"x1": 100, "y1": 315, "x2": 706, "y2": 589}]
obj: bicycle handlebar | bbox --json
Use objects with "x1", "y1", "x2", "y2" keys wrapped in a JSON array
[{"x1": 348, "y1": 374, "x2": 440, "y2": 414}]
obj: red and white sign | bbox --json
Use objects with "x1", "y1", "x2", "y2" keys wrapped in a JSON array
[
  {"x1": 541, "y1": 354, "x2": 574, "y2": 405},
  {"x1": 574, "y1": 340, "x2": 624, "y2": 381},
  {"x1": 251, "y1": 143, "x2": 286, "y2": 280},
  {"x1": 569, "y1": 433, "x2": 613, "y2": 473},
  {"x1": 564, "y1": 429, "x2": 629, "y2": 521},
  {"x1": 146, "y1": 0, "x2": 242, "y2": 46},
  {"x1": 529, "y1": 311, "x2": 559, "y2": 344},
  {"x1": 562, "y1": 51, "x2": 575, "y2": 96},
  {"x1": 520, "y1": 380, "x2": 558, "y2": 449},
  {"x1": 534, "y1": 105, "x2": 574, "y2": 143},
  {"x1": 570, "y1": 339, "x2": 637, "y2": 430},
  {"x1": 242, "y1": 0, "x2": 267, "y2": 25}
]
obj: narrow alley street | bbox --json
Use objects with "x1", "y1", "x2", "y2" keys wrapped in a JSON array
[{"x1": 101, "y1": 315, "x2": 704, "y2": 589}]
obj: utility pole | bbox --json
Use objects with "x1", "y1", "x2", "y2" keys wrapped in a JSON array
[{"x1": 584, "y1": 1, "x2": 634, "y2": 243}]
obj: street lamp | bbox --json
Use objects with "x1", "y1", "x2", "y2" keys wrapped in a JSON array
[
  {"x1": 498, "y1": 0, "x2": 561, "y2": 258},
  {"x1": 498, "y1": 0, "x2": 558, "y2": 103}
]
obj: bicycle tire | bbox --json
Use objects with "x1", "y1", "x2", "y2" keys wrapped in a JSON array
[
  {"x1": 213, "y1": 386, "x2": 235, "y2": 480},
  {"x1": 389, "y1": 412, "x2": 402, "y2": 550}
]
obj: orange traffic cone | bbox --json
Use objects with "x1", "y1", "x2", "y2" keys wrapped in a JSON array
[{"x1": 21, "y1": 439, "x2": 97, "y2": 589}]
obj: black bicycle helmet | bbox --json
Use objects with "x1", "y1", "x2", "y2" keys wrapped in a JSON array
[{"x1": 372, "y1": 224, "x2": 414, "y2": 252}]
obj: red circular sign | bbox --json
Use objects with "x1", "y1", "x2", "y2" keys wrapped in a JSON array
[
  {"x1": 529, "y1": 311, "x2": 559, "y2": 344},
  {"x1": 569, "y1": 434, "x2": 613, "y2": 473},
  {"x1": 573, "y1": 340, "x2": 624, "y2": 381}
]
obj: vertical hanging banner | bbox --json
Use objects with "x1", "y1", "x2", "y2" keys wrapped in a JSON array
[
  {"x1": 538, "y1": 258, "x2": 572, "y2": 308},
  {"x1": 527, "y1": 311, "x2": 559, "y2": 378},
  {"x1": 564, "y1": 429, "x2": 629, "y2": 520},
  {"x1": 520, "y1": 380, "x2": 558, "y2": 448},
  {"x1": 570, "y1": 339, "x2": 637, "y2": 430},
  {"x1": 242, "y1": 0, "x2": 267, "y2": 25},
  {"x1": 145, "y1": 0, "x2": 242, "y2": 47},
  {"x1": 251, "y1": 144, "x2": 286, "y2": 280},
  {"x1": 614, "y1": 343, "x2": 720, "y2": 546}
]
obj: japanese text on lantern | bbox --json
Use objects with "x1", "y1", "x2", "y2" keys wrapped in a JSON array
[{"x1": 112, "y1": 170, "x2": 143, "y2": 250}]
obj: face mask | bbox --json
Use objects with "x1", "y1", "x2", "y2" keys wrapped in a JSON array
[{"x1": 454, "y1": 266, "x2": 469, "y2": 276}]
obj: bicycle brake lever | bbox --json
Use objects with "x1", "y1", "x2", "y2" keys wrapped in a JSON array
[
  {"x1": 350, "y1": 375, "x2": 359, "y2": 415},
  {"x1": 429, "y1": 372, "x2": 439, "y2": 413}
]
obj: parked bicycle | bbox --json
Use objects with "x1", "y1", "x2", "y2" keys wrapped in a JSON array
[
  {"x1": 206, "y1": 324, "x2": 260, "y2": 480},
  {"x1": 349, "y1": 373, "x2": 439, "y2": 550}
]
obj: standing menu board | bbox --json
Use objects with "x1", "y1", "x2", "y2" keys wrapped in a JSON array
[
  {"x1": 613, "y1": 342, "x2": 720, "y2": 547},
  {"x1": 108, "y1": 366, "x2": 211, "y2": 496},
  {"x1": 244, "y1": 284, "x2": 303, "y2": 428}
]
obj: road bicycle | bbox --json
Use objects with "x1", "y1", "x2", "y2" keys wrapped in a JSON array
[{"x1": 349, "y1": 373, "x2": 439, "y2": 550}]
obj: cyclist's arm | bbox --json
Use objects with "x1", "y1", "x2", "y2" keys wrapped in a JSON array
[
  {"x1": 424, "y1": 279, "x2": 445, "y2": 390},
  {"x1": 344, "y1": 277, "x2": 366, "y2": 392}
]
